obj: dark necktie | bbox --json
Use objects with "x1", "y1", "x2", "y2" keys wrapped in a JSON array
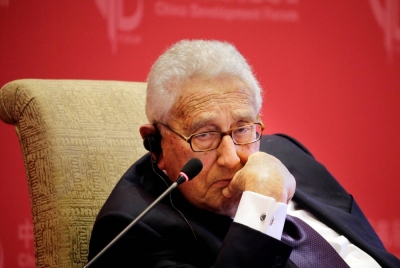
[{"x1": 282, "y1": 215, "x2": 350, "y2": 268}]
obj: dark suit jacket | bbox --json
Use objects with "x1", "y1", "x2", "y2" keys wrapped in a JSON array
[{"x1": 88, "y1": 134, "x2": 399, "y2": 267}]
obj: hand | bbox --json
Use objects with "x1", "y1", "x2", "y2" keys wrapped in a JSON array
[{"x1": 222, "y1": 152, "x2": 296, "y2": 203}]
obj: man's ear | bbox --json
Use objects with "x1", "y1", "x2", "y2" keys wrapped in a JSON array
[
  {"x1": 139, "y1": 124, "x2": 156, "y2": 139},
  {"x1": 139, "y1": 124, "x2": 165, "y2": 170}
]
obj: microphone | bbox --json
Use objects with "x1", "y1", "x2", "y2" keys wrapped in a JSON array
[
  {"x1": 175, "y1": 158, "x2": 203, "y2": 185},
  {"x1": 85, "y1": 158, "x2": 203, "y2": 267}
]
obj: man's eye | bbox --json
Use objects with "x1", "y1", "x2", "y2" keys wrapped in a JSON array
[
  {"x1": 195, "y1": 132, "x2": 217, "y2": 140},
  {"x1": 234, "y1": 126, "x2": 251, "y2": 134}
]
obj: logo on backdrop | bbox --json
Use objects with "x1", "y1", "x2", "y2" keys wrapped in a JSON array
[
  {"x1": 17, "y1": 219, "x2": 34, "y2": 267},
  {"x1": 369, "y1": 0, "x2": 400, "y2": 62},
  {"x1": 154, "y1": 0, "x2": 300, "y2": 22},
  {"x1": 93, "y1": 0, "x2": 300, "y2": 54},
  {"x1": 95, "y1": 0, "x2": 144, "y2": 54}
]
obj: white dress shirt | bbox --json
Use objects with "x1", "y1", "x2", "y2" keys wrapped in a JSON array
[{"x1": 234, "y1": 191, "x2": 381, "y2": 268}]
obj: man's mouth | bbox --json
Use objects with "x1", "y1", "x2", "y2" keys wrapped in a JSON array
[{"x1": 212, "y1": 179, "x2": 231, "y2": 188}]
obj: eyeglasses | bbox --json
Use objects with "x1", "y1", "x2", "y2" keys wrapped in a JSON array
[{"x1": 156, "y1": 120, "x2": 264, "y2": 152}]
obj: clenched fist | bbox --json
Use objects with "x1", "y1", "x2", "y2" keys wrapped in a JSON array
[{"x1": 222, "y1": 152, "x2": 296, "y2": 203}]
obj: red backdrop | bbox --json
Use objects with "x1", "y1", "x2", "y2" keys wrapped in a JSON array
[{"x1": 0, "y1": 1, "x2": 399, "y2": 267}]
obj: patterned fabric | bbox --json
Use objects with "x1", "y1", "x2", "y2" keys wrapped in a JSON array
[
  {"x1": 282, "y1": 215, "x2": 350, "y2": 268},
  {"x1": 0, "y1": 79, "x2": 148, "y2": 268}
]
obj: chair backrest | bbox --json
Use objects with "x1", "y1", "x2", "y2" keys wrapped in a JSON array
[{"x1": 0, "y1": 79, "x2": 148, "y2": 268}]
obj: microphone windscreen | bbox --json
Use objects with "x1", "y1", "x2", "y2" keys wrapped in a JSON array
[{"x1": 181, "y1": 158, "x2": 203, "y2": 181}]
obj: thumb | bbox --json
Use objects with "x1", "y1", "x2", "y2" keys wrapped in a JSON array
[
  {"x1": 222, "y1": 185, "x2": 234, "y2": 198},
  {"x1": 222, "y1": 170, "x2": 244, "y2": 198}
]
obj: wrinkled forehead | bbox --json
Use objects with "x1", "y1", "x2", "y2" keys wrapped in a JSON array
[{"x1": 168, "y1": 76, "x2": 258, "y2": 130}]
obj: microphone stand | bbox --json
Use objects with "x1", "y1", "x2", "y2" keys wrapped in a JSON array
[{"x1": 84, "y1": 181, "x2": 179, "y2": 268}]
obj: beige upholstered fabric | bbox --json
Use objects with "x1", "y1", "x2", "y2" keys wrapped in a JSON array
[{"x1": 0, "y1": 79, "x2": 148, "y2": 268}]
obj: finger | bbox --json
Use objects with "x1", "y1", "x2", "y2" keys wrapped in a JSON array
[
  {"x1": 222, "y1": 184, "x2": 240, "y2": 198},
  {"x1": 222, "y1": 172, "x2": 244, "y2": 198},
  {"x1": 222, "y1": 186, "x2": 232, "y2": 198}
]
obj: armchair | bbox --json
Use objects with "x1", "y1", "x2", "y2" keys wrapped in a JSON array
[{"x1": 0, "y1": 79, "x2": 148, "y2": 267}]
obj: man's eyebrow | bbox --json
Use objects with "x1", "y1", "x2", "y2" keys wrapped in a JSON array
[
  {"x1": 187, "y1": 112, "x2": 257, "y2": 133},
  {"x1": 188, "y1": 116, "x2": 218, "y2": 133}
]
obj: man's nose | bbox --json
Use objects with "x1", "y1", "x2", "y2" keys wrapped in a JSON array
[{"x1": 216, "y1": 135, "x2": 240, "y2": 168}]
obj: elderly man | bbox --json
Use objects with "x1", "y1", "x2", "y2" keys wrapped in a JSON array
[{"x1": 88, "y1": 40, "x2": 399, "y2": 267}]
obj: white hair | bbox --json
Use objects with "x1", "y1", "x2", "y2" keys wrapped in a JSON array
[{"x1": 145, "y1": 39, "x2": 263, "y2": 123}]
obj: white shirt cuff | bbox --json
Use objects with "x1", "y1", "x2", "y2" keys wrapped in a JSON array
[{"x1": 234, "y1": 191, "x2": 287, "y2": 240}]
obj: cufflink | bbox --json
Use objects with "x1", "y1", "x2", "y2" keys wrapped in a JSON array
[{"x1": 260, "y1": 214, "x2": 275, "y2": 225}]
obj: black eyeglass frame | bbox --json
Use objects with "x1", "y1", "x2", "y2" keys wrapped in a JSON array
[{"x1": 155, "y1": 120, "x2": 265, "y2": 152}]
